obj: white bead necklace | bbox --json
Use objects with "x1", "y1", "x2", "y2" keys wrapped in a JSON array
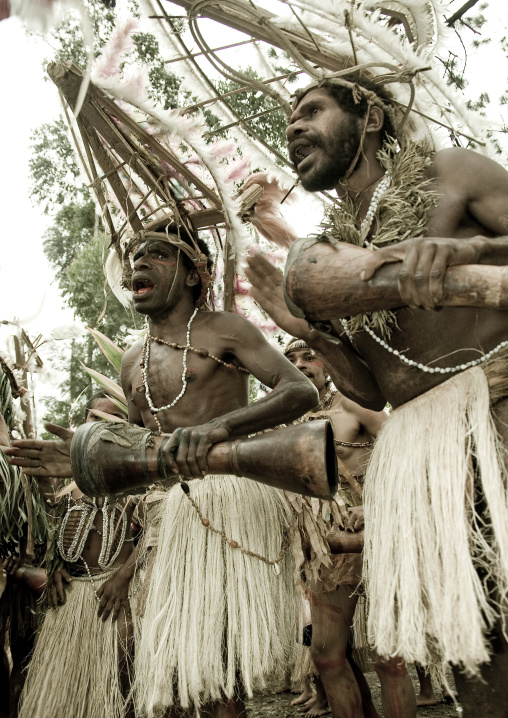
[
  {"x1": 360, "y1": 173, "x2": 392, "y2": 247},
  {"x1": 141, "y1": 307, "x2": 198, "y2": 431},
  {"x1": 363, "y1": 325, "x2": 508, "y2": 375}
]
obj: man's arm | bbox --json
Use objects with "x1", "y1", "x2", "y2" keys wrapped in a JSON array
[
  {"x1": 161, "y1": 313, "x2": 318, "y2": 477},
  {"x1": 361, "y1": 148, "x2": 508, "y2": 309},
  {"x1": 245, "y1": 253, "x2": 386, "y2": 410}
]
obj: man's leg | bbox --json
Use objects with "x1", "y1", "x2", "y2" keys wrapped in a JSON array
[
  {"x1": 453, "y1": 626, "x2": 508, "y2": 718},
  {"x1": 414, "y1": 663, "x2": 439, "y2": 707},
  {"x1": 309, "y1": 585, "x2": 362, "y2": 718},
  {"x1": 454, "y1": 396, "x2": 508, "y2": 717},
  {"x1": 117, "y1": 605, "x2": 136, "y2": 718},
  {"x1": 370, "y1": 653, "x2": 416, "y2": 718},
  {"x1": 291, "y1": 674, "x2": 315, "y2": 706},
  {"x1": 301, "y1": 676, "x2": 331, "y2": 717},
  {"x1": 347, "y1": 647, "x2": 379, "y2": 718}
]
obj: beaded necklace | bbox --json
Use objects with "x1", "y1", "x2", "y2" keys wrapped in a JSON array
[
  {"x1": 359, "y1": 173, "x2": 391, "y2": 247},
  {"x1": 363, "y1": 325, "x2": 508, "y2": 375},
  {"x1": 141, "y1": 308, "x2": 249, "y2": 432},
  {"x1": 142, "y1": 311, "x2": 288, "y2": 572},
  {"x1": 58, "y1": 494, "x2": 129, "y2": 600},
  {"x1": 142, "y1": 308, "x2": 198, "y2": 432}
]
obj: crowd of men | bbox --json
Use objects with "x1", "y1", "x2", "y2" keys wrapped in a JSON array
[{"x1": 2, "y1": 68, "x2": 508, "y2": 718}]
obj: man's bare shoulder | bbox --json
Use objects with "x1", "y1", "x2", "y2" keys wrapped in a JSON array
[
  {"x1": 202, "y1": 310, "x2": 269, "y2": 343},
  {"x1": 429, "y1": 146, "x2": 505, "y2": 183},
  {"x1": 121, "y1": 340, "x2": 143, "y2": 375},
  {"x1": 339, "y1": 393, "x2": 387, "y2": 425}
]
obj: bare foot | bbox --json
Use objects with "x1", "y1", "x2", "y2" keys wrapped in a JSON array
[
  {"x1": 298, "y1": 696, "x2": 317, "y2": 713},
  {"x1": 416, "y1": 693, "x2": 439, "y2": 707},
  {"x1": 292, "y1": 689, "x2": 315, "y2": 706},
  {"x1": 274, "y1": 675, "x2": 291, "y2": 694},
  {"x1": 441, "y1": 689, "x2": 456, "y2": 704},
  {"x1": 304, "y1": 694, "x2": 332, "y2": 718}
]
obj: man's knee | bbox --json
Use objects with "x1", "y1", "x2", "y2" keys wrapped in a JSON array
[
  {"x1": 370, "y1": 654, "x2": 408, "y2": 679},
  {"x1": 311, "y1": 641, "x2": 348, "y2": 676}
]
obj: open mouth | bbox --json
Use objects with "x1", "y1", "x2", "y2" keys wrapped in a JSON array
[
  {"x1": 292, "y1": 143, "x2": 316, "y2": 168},
  {"x1": 133, "y1": 278, "x2": 155, "y2": 296}
]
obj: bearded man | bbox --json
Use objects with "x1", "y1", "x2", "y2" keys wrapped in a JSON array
[
  {"x1": 245, "y1": 72, "x2": 508, "y2": 717},
  {"x1": 7, "y1": 220, "x2": 317, "y2": 718}
]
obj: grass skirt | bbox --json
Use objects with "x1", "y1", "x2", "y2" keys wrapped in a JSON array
[
  {"x1": 18, "y1": 568, "x2": 128, "y2": 718},
  {"x1": 134, "y1": 475, "x2": 295, "y2": 715},
  {"x1": 363, "y1": 366, "x2": 508, "y2": 681}
]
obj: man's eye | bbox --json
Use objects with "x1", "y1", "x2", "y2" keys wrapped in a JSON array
[{"x1": 310, "y1": 107, "x2": 320, "y2": 116}]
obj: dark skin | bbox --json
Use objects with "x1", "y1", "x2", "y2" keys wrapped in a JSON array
[
  {"x1": 287, "y1": 350, "x2": 414, "y2": 718},
  {"x1": 7, "y1": 237, "x2": 316, "y2": 718},
  {"x1": 127, "y1": 239, "x2": 316, "y2": 718},
  {"x1": 124, "y1": 238, "x2": 317, "y2": 479},
  {"x1": 5, "y1": 241, "x2": 316, "y2": 481},
  {"x1": 246, "y1": 87, "x2": 508, "y2": 718},
  {"x1": 277, "y1": 88, "x2": 508, "y2": 409}
]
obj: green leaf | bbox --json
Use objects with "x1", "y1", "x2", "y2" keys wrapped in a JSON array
[
  {"x1": 87, "y1": 327, "x2": 124, "y2": 375},
  {"x1": 80, "y1": 363, "x2": 128, "y2": 413}
]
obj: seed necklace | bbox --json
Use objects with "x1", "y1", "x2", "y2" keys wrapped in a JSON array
[{"x1": 141, "y1": 309, "x2": 286, "y2": 571}]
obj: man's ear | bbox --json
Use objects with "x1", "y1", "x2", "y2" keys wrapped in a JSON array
[
  {"x1": 186, "y1": 267, "x2": 200, "y2": 287},
  {"x1": 366, "y1": 106, "x2": 384, "y2": 134}
]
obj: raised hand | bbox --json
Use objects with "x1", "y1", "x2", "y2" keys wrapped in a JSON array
[
  {"x1": 245, "y1": 253, "x2": 311, "y2": 339},
  {"x1": 347, "y1": 505, "x2": 365, "y2": 532},
  {"x1": 4, "y1": 422, "x2": 74, "y2": 477}
]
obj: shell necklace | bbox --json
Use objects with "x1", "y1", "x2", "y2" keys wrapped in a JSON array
[
  {"x1": 141, "y1": 307, "x2": 198, "y2": 432},
  {"x1": 359, "y1": 173, "x2": 391, "y2": 247}
]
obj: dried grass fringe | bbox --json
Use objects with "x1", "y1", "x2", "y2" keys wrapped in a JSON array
[
  {"x1": 363, "y1": 365, "x2": 508, "y2": 685},
  {"x1": 320, "y1": 137, "x2": 437, "y2": 339},
  {"x1": 134, "y1": 475, "x2": 295, "y2": 715},
  {"x1": 18, "y1": 568, "x2": 129, "y2": 718}
]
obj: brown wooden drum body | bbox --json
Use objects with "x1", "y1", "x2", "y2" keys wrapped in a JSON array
[
  {"x1": 70, "y1": 420, "x2": 338, "y2": 500},
  {"x1": 284, "y1": 236, "x2": 508, "y2": 321}
]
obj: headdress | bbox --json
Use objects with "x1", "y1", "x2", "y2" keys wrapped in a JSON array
[
  {"x1": 283, "y1": 337, "x2": 312, "y2": 356},
  {"x1": 142, "y1": 0, "x2": 493, "y2": 156}
]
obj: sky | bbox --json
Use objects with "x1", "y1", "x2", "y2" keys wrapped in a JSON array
[{"x1": 0, "y1": 0, "x2": 507, "y2": 426}]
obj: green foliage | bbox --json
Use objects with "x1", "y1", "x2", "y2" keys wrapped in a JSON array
[
  {"x1": 29, "y1": 118, "x2": 90, "y2": 213},
  {"x1": 214, "y1": 67, "x2": 288, "y2": 155},
  {"x1": 132, "y1": 32, "x2": 181, "y2": 109},
  {"x1": 44, "y1": 0, "x2": 116, "y2": 68},
  {"x1": 40, "y1": 234, "x2": 135, "y2": 427},
  {"x1": 87, "y1": 327, "x2": 125, "y2": 374},
  {"x1": 43, "y1": 200, "x2": 96, "y2": 280},
  {"x1": 62, "y1": 234, "x2": 132, "y2": 331}
]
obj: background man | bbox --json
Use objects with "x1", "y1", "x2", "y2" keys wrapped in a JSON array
[
  {"x1": 285, "y1": 338, "x2": 415, "y2": 718},
  {"x1": 245, "y1": 71, "x2": 508, "y2": 717},
  {"x1": 18, "y1": 392, "x2": 136, "y2": 718}
]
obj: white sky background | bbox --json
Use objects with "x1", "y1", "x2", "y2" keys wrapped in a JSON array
[{"x1": 0, "y1": 0, "x2": 507, "y2": 428}]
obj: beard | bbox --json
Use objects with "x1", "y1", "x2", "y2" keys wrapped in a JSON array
[{"x1": 294, "y1": 115, "x2": 362, "y2": 192}]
